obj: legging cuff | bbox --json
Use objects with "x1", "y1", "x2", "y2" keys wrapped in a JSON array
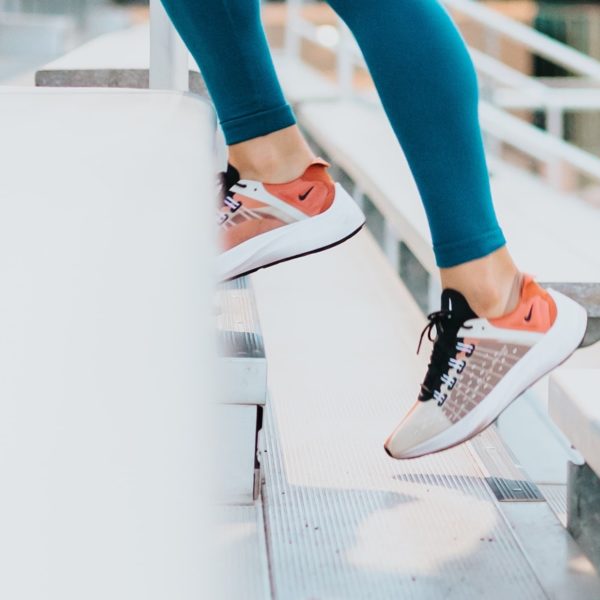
[
  {"x1": 221, "y1": 103, "x2": 297, "y2": 144},
  {"x1": 434, "y1": 228, "x2": 506, "y2": 268}
]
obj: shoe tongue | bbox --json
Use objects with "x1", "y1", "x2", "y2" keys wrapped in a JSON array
[
  {"x1": 224, "y1": 163, "x2": 240, "y2": 190},
  {"x1": 440, "y1": 289, "x2": 477, "y2": 320}
]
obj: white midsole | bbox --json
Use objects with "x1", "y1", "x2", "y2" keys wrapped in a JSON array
[
  {"x1": 218, "y1": 183, "x2": 365, "y2": 280},
  {"x1": 391, "y1": 289, "x2": 588, "y2": 459}
]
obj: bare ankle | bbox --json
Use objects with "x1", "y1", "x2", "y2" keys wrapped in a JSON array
[
  {"x1": 228, "y1": 125, "x2": 316, "y2": 183},
  {"x1": 440, "y1": 247, "x2": 521, "y2": 318},
  {"x1": 463, "y1": 279, "x2": 511, "y2": 318}
]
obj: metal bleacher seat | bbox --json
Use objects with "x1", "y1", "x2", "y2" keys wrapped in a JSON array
[
  {"x1": 0, "y1": 84, "x2": 217, "y2": 599},
  {"x1": 32, "y1": 9, "x2": 267, "y2": 508},
  {"x1": 550, "y1": 369, "x2": 600, "y2": 571}
]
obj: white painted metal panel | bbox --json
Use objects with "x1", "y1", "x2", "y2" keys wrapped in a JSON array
[
  {"x1": 215, "y1": 405, "x2": 258, "y2": 505},
  {"x1": 0, "y1": 88, "x2": 217, "y2": 600},
  {"x1": 217, "y1": 277, "x2": 268, "y2": 406},
  {"x1": 217, "y1": 504, "x2": 271, "y2": 599},
  {"x1": 550, "y1": 369, "x2": 600, "y2": 478}
]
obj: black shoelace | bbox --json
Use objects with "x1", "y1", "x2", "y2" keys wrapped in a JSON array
[
  {"x1": 417, "y1": 309, "x2": 471, "y2": 402},
  {"x1": 216, "y1": 164, "x2": 242, "y2": 208}
]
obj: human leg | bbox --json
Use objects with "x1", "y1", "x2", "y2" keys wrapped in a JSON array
[
  {"x1": 159, "y1": 0, "x2": 315, "y2": 182},
  {"x1": 326, "y1": 0, "x2": 518, "y2": 315},
  {"x1": 158, "y1": 0, "x2": 365, "y2": 279},
  {"x1": 318, "y1": 0, "x2": 585, "y2": 457}
]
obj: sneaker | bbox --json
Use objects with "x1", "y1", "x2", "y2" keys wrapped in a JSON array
[
  {"x1": 216, "y1": 158, "x2": 365, "y2": 281},
  {"x1": 384, "y1": 275, "x2": 587, "y2": 459}
]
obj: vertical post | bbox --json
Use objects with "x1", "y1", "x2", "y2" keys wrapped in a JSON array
[
  {"x1": 484, "y1": 29, "x2": 501, "y2": 61},
  {"x1": 428, "y1": 276, "x2": 442, "y2": 313},
  {"x1": 546, "y1": 106, "x2": 575, "y2": 191},
  {"x1": 383, "y1": 221, "x2": 400, "y2": 272},
  {"x1": 149, "y1": 0, "x2": 189, "y2": 91},
  {"x1": 337, "y1": 20, "x2": 354, "y2": 99},
  {"x1": 285, "y1": 0, "x2": 302, "y2": 59},
  {"x1": 352, "y1": 182, "x2": 365, "y2": 211}
]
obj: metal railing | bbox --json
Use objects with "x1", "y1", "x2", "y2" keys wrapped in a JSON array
[{"x1": 284, "y1": 0, "x2": 600, "y2": 190}]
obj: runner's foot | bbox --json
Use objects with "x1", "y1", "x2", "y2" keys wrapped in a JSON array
[
  {"x1": 384, "y1": 275, "x2": 587, "y2": 459},
  {"x1": 217, "y1": 158, "x2": 365, "y2": 281}
]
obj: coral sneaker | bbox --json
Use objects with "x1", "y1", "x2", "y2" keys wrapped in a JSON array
[
  {"x1": 384, "y1": 275, "x2": 587, "y2": 459},
  {"x1": 216, "y1": 158, "x2": 365, "y2": 281}
]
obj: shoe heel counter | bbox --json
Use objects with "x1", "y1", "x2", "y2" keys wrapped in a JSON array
[
  {"x1": 489, "y1": 276, "x2": 556, "y2": 333},
  {"x1": 303, "y1": 162, "x2": 335, "y2": 212}
]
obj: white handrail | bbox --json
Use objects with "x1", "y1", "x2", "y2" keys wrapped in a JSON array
[
  {"x1": 443, "y1": 0, "x2": 600, "y2": 81},
  {"x1": 479, "y1": 101, "x2": 600, "y2": 181},
  {"x1": 493, "y1": 88, "x2": 600, "y2": 111},
  {"x1": 469, "y1": 48, "x2": 546, "y2": 91}
]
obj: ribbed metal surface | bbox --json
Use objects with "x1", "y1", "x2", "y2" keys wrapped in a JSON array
[
  {"x1": 217, "y1": 277, "x2": 267, "y2": 406},
  {"x1": 254, "y1": 233, "x2": 546, "y2": 599},
  {"x1": 485, "y1": 477, "x2": 543, "y2": 503},
  {"x1": 216, "y1": 505, "x2": 271, "y2": 600},
  {"x1": 217, "y1": 277, "x2": 265, "y2": 359},
  {"x1": 539, "y1": 484, "x2": 568, "y2": 527},
  {"x1": 470, "y1": 427, "x2": 544, "y2": 502}
]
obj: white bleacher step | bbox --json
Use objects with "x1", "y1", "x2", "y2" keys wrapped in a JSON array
[
  {"x1": 293, "y1": 97, "x2": 600, "y2": 346},
  {"x1": 272, "y1": 54, "x2": 600, "y2": 278},
  {"x1": 294, "y1": 97, "x2": 600, "y2": 285},
  {"x1": 549, "y1": 368, "x2": 600, "y2": 570},
  {"x1": 253, "y1": 230, "x2": 600, "y2": 598},
  {"x1": 0, "y1": 86, "x2": 216, "y2": 598},
  {"x1": 217, "y1": 276, "x2": 267, "y2": 406},
  {"x1": 34, "y1": 24, "x2": 204, "y2": 92},
  {"x1": 215, "y1": 404, "x2": 261, "y2": 505},
  {"x1": 216, "y1": 277, "x2": 267, "y2": 505},
  {"x1": 549, "y1": 369, "x2": 600, "y2": 478}
]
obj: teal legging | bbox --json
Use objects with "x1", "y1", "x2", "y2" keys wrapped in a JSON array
[{"x1": 159, "y1": 0, "x2": 506, "y2": 268}]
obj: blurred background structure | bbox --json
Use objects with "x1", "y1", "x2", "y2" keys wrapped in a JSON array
[
  {"x1": 3, "y1": 1, "x2": 600, "y2": 195},
  {"x1": 0, "y1": 0, "x2": 139, "y2": 81}
]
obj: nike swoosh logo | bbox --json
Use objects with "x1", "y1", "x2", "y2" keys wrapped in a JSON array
[
  {"x1": 298, "y1": 186, "x2": 314, "y2": 201},
  {"x1": 524, "y1": 304, "x2": 534, "y2": 322}
]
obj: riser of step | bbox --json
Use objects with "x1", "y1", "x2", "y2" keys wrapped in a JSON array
[
  {"x1": 550, "y1": 369, "x2": 600, "y2": 569},
  {"x1": 217, "y1": 277, "x2": 268, "y2": 407},
  {"x1": 216, "y1": 278, "x2": 266, "y2": 504},
  {"x1": 214, "y1": 404, "x2": 261, "y2": 506}
]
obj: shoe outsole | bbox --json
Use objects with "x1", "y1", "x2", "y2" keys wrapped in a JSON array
[
  {"x1": 221, "y1": 222, "x2": 365, "y2": 282},
  {"x1": 219, "y1": 182, "x2": 365, "y2": 282}
]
